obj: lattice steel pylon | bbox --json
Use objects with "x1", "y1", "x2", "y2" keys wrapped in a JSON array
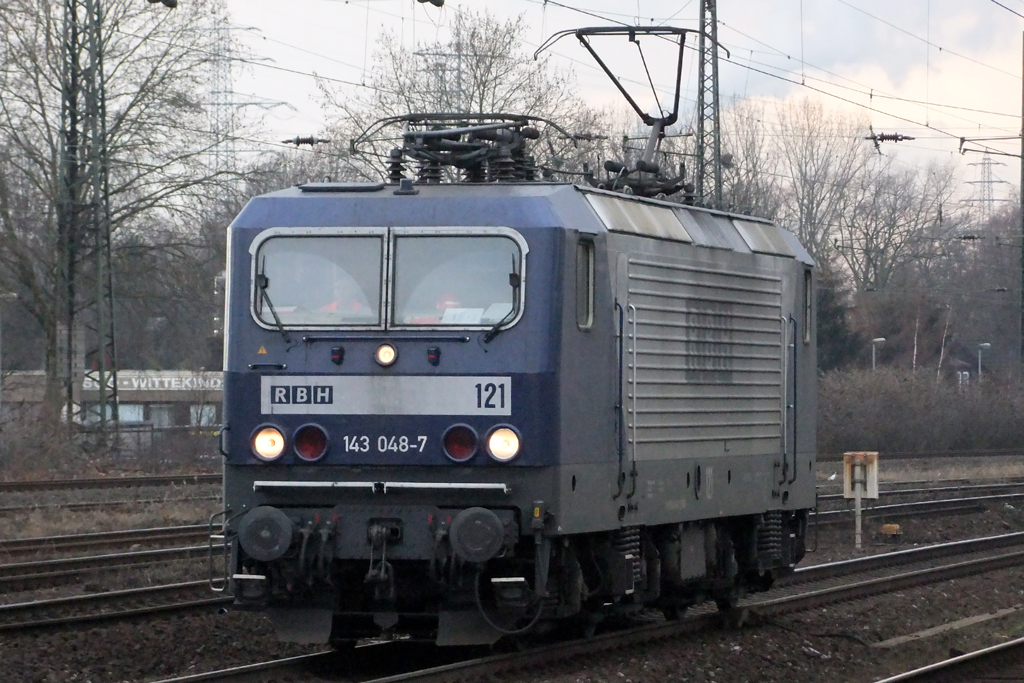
[
  {"x1": 209, "y1": 0, "x2": 236, "y2": 174},
  {"x1": 694, "y1": 0, "x2": 722, "y2": 208},
  {"x1": 58, "y1": 0, "x2": 118, "y2": 430},
  {"x1": 966, "y1": 153, "x2": 1008, "y2": 223}
]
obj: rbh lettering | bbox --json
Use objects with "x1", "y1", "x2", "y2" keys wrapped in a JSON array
[{"x1": 270, "y1": 385, "x2": 334, "y2": 405}]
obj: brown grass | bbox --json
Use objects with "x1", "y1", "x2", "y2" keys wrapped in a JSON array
[
  {"x1": 0, "y1": 416, "x2": 219, "y2": 480},
  {"x1": 817, "y1": 456, "x2": 1024, "y2": 485},
  {"x1": 4, "y1": 500, "x2": 219, "y2": 540}
]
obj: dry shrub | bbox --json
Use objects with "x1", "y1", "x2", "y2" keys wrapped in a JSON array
[
  {"x1": 115, "y1": 427, "x2": 221, "y2": 474},
  {"x1": 0, "y1": 413, "x2": 219, "y2": 479},
  {"x1": 819, "y1": 368, "x2": 1024, "y2": 455},
  {"x1": 0, "y1": 413, "x2": 88, "y2": 479},
  {"x1": 9, "y1": 501, "x2": 216, "y2": 539}
]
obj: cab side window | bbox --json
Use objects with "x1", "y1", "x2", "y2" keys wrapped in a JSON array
[
  {"x1": 803, "y1": 269, "x2": 812, "y2": 345},
  {"x1": 576, "y1": 239, "x2": 594, "y2": 330}
]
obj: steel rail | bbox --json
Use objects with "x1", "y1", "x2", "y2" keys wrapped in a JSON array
[
  {"x1": 140, "y1": 548, "x2": 1024, "y2": 683},
  {"x1": 0, "y1": 524, "x2": 208, "y2": 558},
  {"x1": 0, "y1": 496, "x2": 220, "y2": 515},
  {"x1": 141, "y1": 653, "x2": 336, "y2": 683},
  {"x1": 807, "y1": 494, "x2": 1022, "y2": 525},
  {"x1": 816, "y1": 480, "x2": 1024, "y2": 502},
  {"x1": 0, "y1": 473, "x2": 220, "y2": 492},
  {"x1": 11, "y1": 531, "x2": 1018, "y2": 638},
  {"x1": 817, "y1": 447, "x2": 1023, "y2": 462},
  {"x1": 873, "y1": 634, "x2": 1024, "y2": 682},
  {"x1": 787, "y1": 530, "x2": 1024, "y2": 585},
  {"x1": 0, "y1": 545, "x2": 219, "y2": 593},
  {"x1": 0, "y1": 580, "x2": 231, "y2": 631}
]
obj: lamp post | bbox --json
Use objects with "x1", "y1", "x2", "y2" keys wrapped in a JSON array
[
  {"x1": 978, "y1": 342, "x2": 991, "y2": 382},
  {"x1": 871, "y1": 337, "x2": 886, "y2": 371},
  {"x1": 0, "y1": 293, "x2": 17, "y2": 422}
]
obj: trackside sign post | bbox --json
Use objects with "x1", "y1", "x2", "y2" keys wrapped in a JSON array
[{"x1": 843, "y1": 452, "x2": 879, "y2": 550}]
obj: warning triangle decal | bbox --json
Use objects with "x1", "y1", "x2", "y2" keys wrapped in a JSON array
[{"x1": 257, "y1": 346, "x2": 267, "y2": 354}]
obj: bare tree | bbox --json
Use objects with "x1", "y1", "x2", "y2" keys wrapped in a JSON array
[
  {"x1": 315, "y1": 9, "x2": 608, "y2": 180},
  {"x1": 720, "y1": 99, "x2": 784, "y2": 219},
  {"x1": 0, "y1": 0, "x2": 236, "y2": 414},
  {"x1": 833, "y1": 158, "x2": 960, "y2": 292},
  {"x1": 773, "y1": 99, "x2": 871, "y2": 264}
]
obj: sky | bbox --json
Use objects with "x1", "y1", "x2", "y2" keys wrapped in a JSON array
[{"x1": 223, "y1": 0, "x2": 1024, "y2": 204}]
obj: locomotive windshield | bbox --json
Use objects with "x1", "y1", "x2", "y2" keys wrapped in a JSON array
[
  {"x1": 392, "y1": 235, "x2": 519, "y2": 327},
  {"x1": 254, "y1": 236, "x2": 383, "y2": 327},
  {"x1": 251, "y1": 230, "x2": 524, "y2": 330}
]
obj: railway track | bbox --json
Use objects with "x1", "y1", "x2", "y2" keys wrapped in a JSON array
[
  {"x1": 815, "y1": 479, "x2": 1024, "y2": 504},
  {"x1": 809, "y1": 490, "x2": 1024, "y2": 525},
  {"x1": 8, "y1": 530, "x2": 1022, "y2": 642},
  {"x1": 0, "y1": 496, "x2": 221, "y2": 515},
  {"x1": 817, "y1": 448, "x2": 1023, "y2": 462},
  {"x1": 0, "y1": 581, "x2": 228, "y2": 632},
  {"x1": 875, "y1": 635, "x2": 1024, "y2": 682},
  {"x1": 0, "y1": 524, "x2": 209, "y2": 560},
  {"x1": 132, "y1": 532, "x2": 1024, "y2": 683},
  {"x1": 0, "y1": 473, "x2": 220, "y2": 493},
  {"x1": 0, "y1": 545, "x2": 215, "y2": 593},
  {"x1": 0, "y1": 495, "x2": 987, "y2": 593},
  {"x1": 0, "y1": 486, "x2": 1010, "y2": 595}
]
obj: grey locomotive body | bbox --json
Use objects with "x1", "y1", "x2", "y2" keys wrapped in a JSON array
[{"x1": 215, "y1": 179, "x2": 816, "y2": 646}]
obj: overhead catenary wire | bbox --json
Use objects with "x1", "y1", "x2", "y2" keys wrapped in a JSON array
[
  {"x1": 117, "y1": 0, "x2": 1024, "y2": 176},
  {"x1": 234, "y1": 0, "x2": 1024, "y2": 156}
]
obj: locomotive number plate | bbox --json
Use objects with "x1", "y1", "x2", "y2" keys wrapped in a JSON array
[
  {"x1": 341, "y1": 435, "x2": 428, "y2": 453},
  {"x1": 260, "y1": 375, "x2": 512, "y2": 416}
]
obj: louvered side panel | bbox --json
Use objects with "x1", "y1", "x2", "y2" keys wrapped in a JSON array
[{"x1": 627, "y1": 257, "x2": 783, "y2": 460}]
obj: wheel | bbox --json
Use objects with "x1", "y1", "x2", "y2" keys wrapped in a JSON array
[
  {"x1": 662, "y1": 604, "x2": 686, "y2": 621},
  {"x1": 329, "y1": 639, "x2": 357, "y2": 653},
  {"x1": 714, "y1": 594, "x2": 738, "y2": 612}
]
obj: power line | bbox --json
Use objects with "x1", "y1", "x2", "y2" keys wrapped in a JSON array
[
  {"x1": 832, "y1": 0, "x2": 1018, "y2": 79},
  {"x1": 989, "y1": 0, "x2": 1024, "y2": 20},
  {"x1": 717, "y1": 20, "x2": 1021, "y2": 121},
  {"x1": 512, "y1": 0, "x2": 1020, "y2": 147}
]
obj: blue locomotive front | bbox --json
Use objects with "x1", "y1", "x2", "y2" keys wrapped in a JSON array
[{"x1": 218, "y1": 183, "x2": 603, "y2": 645}]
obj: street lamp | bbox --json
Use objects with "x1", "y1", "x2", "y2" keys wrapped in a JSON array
[
  {"x1": 0, "y1": 292, "x2": 17, "y2": 421},
  {"x1": 978, "y1": 342, "x2": 991, "y2": 382},
  {"x1": 871, "y1": 337, "x2": 886, "y2": 371}
]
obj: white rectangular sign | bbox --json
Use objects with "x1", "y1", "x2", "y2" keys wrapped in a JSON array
[{"x1": 260, "y1": 375, "x2": 512, "y2": 416}]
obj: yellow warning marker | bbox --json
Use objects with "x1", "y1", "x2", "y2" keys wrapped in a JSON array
[
  {"x1": 879, "y1": 523, "x2": 902, "y2": 544},
  {"x1": 257, "y1": 346, "x2": 267, "y2": 355}
]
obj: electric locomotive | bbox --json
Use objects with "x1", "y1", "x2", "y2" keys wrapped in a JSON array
[{"x1": 212, "y1": 28, "x2": 816, "y2": 648}]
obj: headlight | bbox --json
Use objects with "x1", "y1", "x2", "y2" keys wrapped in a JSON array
[
  {"x1": 252, "y1": 425, "x2": 286, "y2": 461},
  {"x1": 375, "y1": 343, "x2": 398, "y2": 367},
  {"x1": 486, "y1": 426, "x2": 520, "y2": 462}
]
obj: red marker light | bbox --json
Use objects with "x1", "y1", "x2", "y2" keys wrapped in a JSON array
[
  {"x1": 294, "y1": 424, "x2": 329, "y2": 461},
  {"x1": 443, "y1": 424, "x2": 477, "y2": 462}
]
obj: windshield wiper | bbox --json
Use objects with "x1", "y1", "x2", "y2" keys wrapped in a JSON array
[
  {"x1": 256, "y1": 269, "x2": 292, "y2": 344},
  {"x1": 483, "y1": 262, "x2": 521, "y2": 344}
]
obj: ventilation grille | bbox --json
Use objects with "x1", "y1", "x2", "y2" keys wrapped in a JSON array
[{"x1": 627, "y1": 257, "x2": 783, "y2": 458}]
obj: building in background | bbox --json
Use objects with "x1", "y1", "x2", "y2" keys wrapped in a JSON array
[{"x1": 2, "y1": 370, "x2": 222, "y2": 427}]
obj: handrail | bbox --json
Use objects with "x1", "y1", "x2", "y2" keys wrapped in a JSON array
[
  {"x1": 778, "y1": 315, "x2": 789, "y2": 486},
  {"x1": 788, "y1": 316, "x2": 798, "y2": 485},
  {"x1": 628, "y1": 303, "x2": 638, "y2": 499}
]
